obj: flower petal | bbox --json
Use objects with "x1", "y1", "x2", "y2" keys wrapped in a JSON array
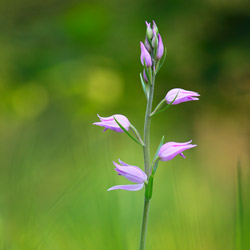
[
  {"x1": 158, "y1": 141, "x2": 197, "y2": 161},
  {"x1": 165, "y1": 88, "x2": 200, "y2": 105},
  {"x1": 113, "y1": 161, "x2": 147, "y2": 183},
  {"x1": 107, "y1": 183, "x2": 144, "y2": 191},
  {"x1": 93, "y1": 114, "x2": 130, "y2": 133},
  {"x1": 118, "y1": 159, "x2": 129, "y2": 166}
]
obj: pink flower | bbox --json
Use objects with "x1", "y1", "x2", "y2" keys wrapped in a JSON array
[
  {"x1": 93, "y1": 114, "x2": 130, "y2": 133},
  {"x1": 140, "y1": 42, "x2": 152, "y2": 67},
  {"x1": 156, "y1": 34, "x2": 164, "y2": 60},
  {"x1": 108, "y1": 160, "x2": 147, "y2": 191},
  {"x1": 158, "y1": 140, "x2": 197, "y2": 161},
  {"x1": 165, "y1": 88, "x2": 200, "y2": 105}
]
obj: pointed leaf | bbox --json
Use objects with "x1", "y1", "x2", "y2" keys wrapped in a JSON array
[
  {"x1": 152, "y1": 136, "x2": 164, "y2": 173},
  {"x1": 113, "y1": 116, "x2": 143, "y2": 147},
  {"x1": 140, "y1": 73, "x2": 149, "y2": 99},
  {"x1": 151, "y1": 90, "x2": 179, "y2": 116},
  {"x1": 145, "y1": 174, "x2": 154, "y2": 201}
]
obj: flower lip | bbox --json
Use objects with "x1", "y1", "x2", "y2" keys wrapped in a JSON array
[
  {"x1": 93, "y1": 114, "x2": 130, "y2": 133},
  {"x1": 165, "y1": 88, "x2": 200, "y2": 105},
  {"x1": 158, "y1": 140, "x2": 197, "y2": 162},
  {"x1": 108, "y1": 183, "x2": 144, "y2": 191}
]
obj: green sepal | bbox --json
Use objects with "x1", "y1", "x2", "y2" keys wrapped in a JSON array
[
  {"x1": 152, "y1": 135, "x2": 164, "y2": 173},
  {"x1": 145, "y1": 173, "x2": 154, "y2": 201},
  {"x1": 155, "y1": 46, "x2": 167, "y2": 74},
  {"x1": 113, "y1": 116, "x2": 144, "y2": 147},
  {"x1": 140, "y1": 73, "x2": 149, "y2": 100}
]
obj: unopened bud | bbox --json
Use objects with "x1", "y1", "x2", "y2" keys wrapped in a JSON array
[
  {"x1": 145, "y1": 21, "x2": 153, "y2": 40},
  {"x1": 156, "y1": 34, "x2": 164, "y2": 60},
  {"x1": 152, "y1": 30, "x2": 158, "y2": 48},
  {"x1": 140, "y1": 42, "x2": 152, "y2": 67},
  {"x1": 145, "y1": 36, "x2": 151, "y2": 53},
  {"x1": 153, "y1": 20, "x2": 158, "y2": 34}
]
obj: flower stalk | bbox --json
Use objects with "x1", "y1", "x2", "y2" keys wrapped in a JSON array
[{"x1": 140, "y1": 52, "x2": 156, "y2": 250}]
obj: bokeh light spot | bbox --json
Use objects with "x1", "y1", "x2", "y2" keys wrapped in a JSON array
[{"x1": 86, "y1": 68, "x2": 123, "y2": 107}]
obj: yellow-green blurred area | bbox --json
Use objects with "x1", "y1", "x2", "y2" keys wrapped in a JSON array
[{"x1": 0, "y1": 0, "x2": 249, "y2": 249}]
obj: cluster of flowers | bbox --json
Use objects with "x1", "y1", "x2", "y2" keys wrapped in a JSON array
[{"x1": 93, "y1": 21, "x2": 199, "y2": 192}]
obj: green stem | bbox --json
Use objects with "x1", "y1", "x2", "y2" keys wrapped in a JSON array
[
  {"x1": 143, "y1": 72, "x2": 155, "y2": 177},
  {"x1": 139, "y1": 199, "x2": 150, "y2": 250},
  {"x1": 139, "y1": 64, "x2": 156, "y2": 250}
]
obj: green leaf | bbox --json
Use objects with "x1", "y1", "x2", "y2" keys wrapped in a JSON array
[
  {"x1": 152, "y1": 135, "x2": 164, "y2": 173},
  {"x1": 145, "y1": 174, "x2": 154, "y2": 201},
  {"x1": 140, "y1": 73, "x2": 149, "y2": 100},
  {"x1": 113, "y1": 116, "x2": 143, "y2": 147},
  {"x1": 155, "y1": 46, "x2": 167, "y2": 74}
]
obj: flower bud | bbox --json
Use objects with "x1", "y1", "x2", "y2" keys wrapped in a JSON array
[
  {"x1": 156, "y1": 33, "x2": 164, "y2": 60},
  {"x1": 151, "y1": 30, "x2": 158, "y2": 49},
  {"x1": 153, "y1": 20, "x2": 158, "y2": 34},
  {"x1": 143, "y1": 69, "x2": 149, "y2": 83},
  {"x1": 165, "y1": 88, "x2": 200, "y2": 105},
  {"x1": 145, "y1": 36, "x2": 151, "y2": 53},
  {"x1": 145, "y1": 21, "x2": 153, "y2": 40},
  {"x1": 140, "y1": 42, "x2": 152, "y2": 67}
]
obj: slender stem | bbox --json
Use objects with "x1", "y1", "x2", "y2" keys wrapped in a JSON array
[
  {"x1": 139, "y1": 199, "x2": 150, "y2": 250},
  {"x1": 143, "y1": 72, "x2": 155, "y2": 177},
  {"x1": 139, "y1": 63, "x2": 156, "y2": 250}
]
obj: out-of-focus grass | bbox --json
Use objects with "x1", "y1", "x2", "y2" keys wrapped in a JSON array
[{"x1": 0, "y1": 112, "x2": 249, "y2": 249}]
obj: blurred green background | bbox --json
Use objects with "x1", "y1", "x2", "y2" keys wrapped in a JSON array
[{"x1": 0, "y1": 0, "x2": 249, "y2": 249}]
